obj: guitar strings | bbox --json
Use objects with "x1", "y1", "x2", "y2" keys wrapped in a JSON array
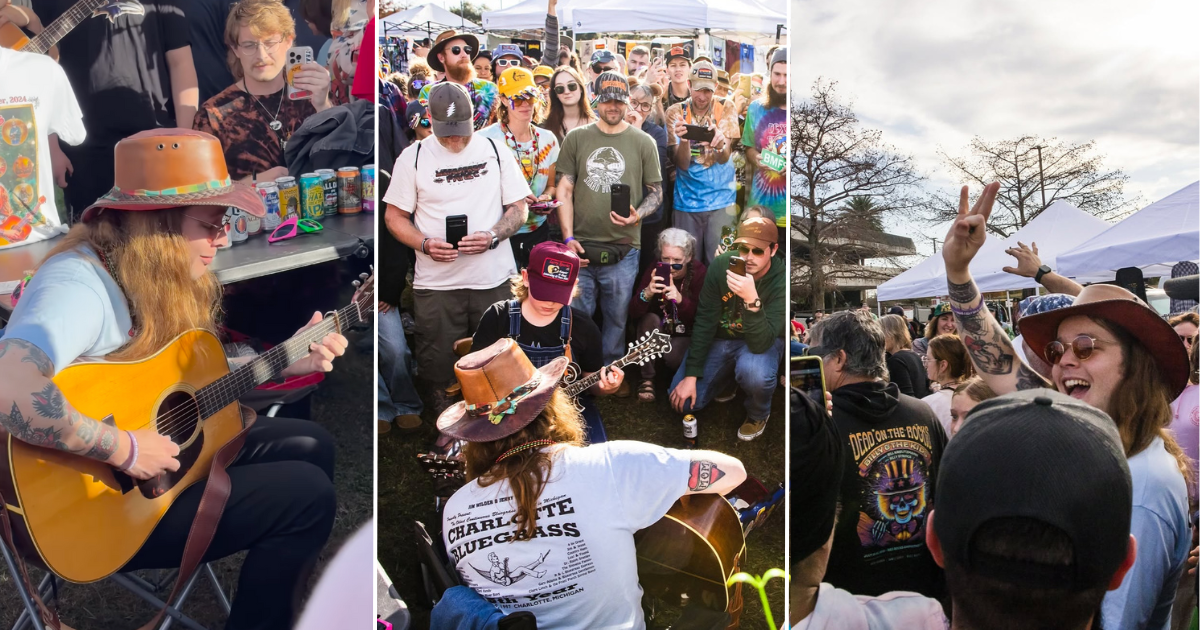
[{"x1": 140, "y1": 291, "x2": 372, "y2": 438}]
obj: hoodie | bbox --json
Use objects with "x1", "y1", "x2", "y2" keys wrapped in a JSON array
[{"x1": 823, "y1": 380, "x2": 948, "y2": 600}]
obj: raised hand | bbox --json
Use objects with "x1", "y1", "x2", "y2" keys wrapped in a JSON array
[
  {"x1": 942, "y1": 182, "x2": 1000, "y2": 276},
  {"x1": 1001, "y1": 241, "x2": 1043, "y2": 278}
]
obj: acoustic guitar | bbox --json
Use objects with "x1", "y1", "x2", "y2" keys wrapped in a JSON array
[
  {"x1": 0, "y1": 0, "x2": 144, "y2": 60},
  {"x1": 0, "y1": 274, "x2": 373, "y2": 583}
]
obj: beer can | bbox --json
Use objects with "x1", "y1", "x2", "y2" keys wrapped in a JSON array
[
  {"x1": 275, "y1": 176, "x2": 300, "y2": 222},
  {"x1": 316, "y1": 169, "x2": 337, "y2": 217},
  {"x1": 299, "y1": 173, "x2": 324, "y2": 220},
  {"x1": 255, "y1": 181, "x2": 281, "y2": 230},
  {"x1": 336, "y1": 166, "x2": 361, "y2": 214},
  {"x1": 246, "y1": 211, "x2": 262, "y2": 235},
  {"x1": 227, "y1": 207, "x2": 248, "y2": 244},
  {"x1": 683, "y1": 414, "x2": 698, "y2": 449},
  {"x1": 361, "y1": 164, "x2": 376, "y2": 213}
]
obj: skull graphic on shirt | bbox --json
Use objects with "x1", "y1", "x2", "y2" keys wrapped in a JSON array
[{"x1": 583, "y1": 147, "x2": 625, "y2": 193}]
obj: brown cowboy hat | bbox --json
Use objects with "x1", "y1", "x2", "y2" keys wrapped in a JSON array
[
  {"x1": 436, "y1": 338, "x2": 568, "y2": 442},
  {"x1": 427, "y1": 29, "x2": 480, "y2": 73},
  {"x1": 1020, "y1": 283, "x2": 1189, "y2": 399},
  {"x1": 82, "y1": 129, "x2": 265, "y2": 222}
]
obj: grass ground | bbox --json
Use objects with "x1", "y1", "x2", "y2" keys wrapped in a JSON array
[
  {"x1": 378, "y1": 370, "x2": 786, "y2": 629},
  {"x1": 0, "y1": 277, "x2": 374, "y2": 629}
]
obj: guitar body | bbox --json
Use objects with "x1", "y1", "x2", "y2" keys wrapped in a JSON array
[
  {"x1": 0, "y1": 330, "x2": 244, "y2": 583},
  {"x1": 635, "y1": 494, "x2": 746, "y2": 612},
  {"x1": 0, "y1": 23, "x2": 59, "y2": 61}
]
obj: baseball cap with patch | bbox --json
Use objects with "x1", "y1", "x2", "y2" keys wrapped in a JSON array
[
  {"x1": 690, "y1": 60, "x2": 717, "y2": 91},
  {"x1": 428, "y1": 82, "x2": 473, "y2": 138},
  {"x1": 593, "y1": 71, "x2": 629, "y2": 104},
  {"x1": 665, "y1": 45, "x2": 690, "y2": 64},
  {"x1": 590, "y1": 49, "x2": 617, "y2": 69},
  {"x1": 492, "y1": 43, "x2": 523, "y2": 60},
  {"x1": 527, "y1": 241, "x2": 580, "y2": 306},
  {"x1": 732, "y1": 217, "x2": 778, "y2": 250}
]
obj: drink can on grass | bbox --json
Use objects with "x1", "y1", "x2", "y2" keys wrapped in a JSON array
[
  {"x1": 316, "y1": 169, "x2": 337, "y2": 217},
  {"x1": 361, "y1": 164, "x2": 376, "y2": 213},
  {"x1": 255, "y1": 181, "x2": 281, "y2": 230},
  {"x1": 275, "y1": 176, "x2": 300, "y2": 222},
  {"x1": 300, "y1": 173, "x2": 324, "y2": 220},
  {"x1": 337, "y1": 166, "x2": 361, "y2": 214},
  {"x1": 683, "y1": 414, "x2": 698, "y2": 449}
]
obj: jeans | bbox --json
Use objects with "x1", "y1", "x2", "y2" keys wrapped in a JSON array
[
  {"x1": 378, "y1": 307, "x2": 423, "y2": 420},
  {"x1": 571, "y1": 249, "x2": 640, "y2": 364},
  {"x1": 670, "y1": 337, "x2": 785, "y2": 421},
  {"x1": 672, "y1": 203, "x2": 739, "y2": 266}
]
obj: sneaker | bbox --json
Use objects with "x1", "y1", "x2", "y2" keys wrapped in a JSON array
[
  {"x1": 377, "y1": 419, "x2": 392, "y2": 434},
  {"x1": 394, "y1": 414, "x2": 423, "y2": 434},
  {"x1": 615, "y1": 379, "x2": 632, "y2": 398},
  {"x1": 737, "y1": 417, "x2": 768, "y2": 441},
  {"x1": 714, "y1": 382, "x2": 739, "y2": 403}
]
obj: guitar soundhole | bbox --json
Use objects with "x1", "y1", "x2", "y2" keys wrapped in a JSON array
[{"x1": 135, "y1": 391, "x2": 204, "y2": 499}]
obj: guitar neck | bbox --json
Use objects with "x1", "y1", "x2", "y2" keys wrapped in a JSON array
[
  {"x1": 24, "y1": 0, "x2": 109, "y2": 54},
  {"x1": 563, "y1": 355, "x2": 636, "y2": 398},
  {"x1": 194, "y1": 301, "x2": 364, "y2": 417}
]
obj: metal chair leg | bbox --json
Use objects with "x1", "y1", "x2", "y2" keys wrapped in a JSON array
[
  {"x1": 1, "y1": 539, "x2": 45, "y2": 630},
  {"x1": 266, "y1": 403, "x2": 282, "y2": 417},
  {"x1": 109, "y1": 572, "x2": 208, "y2": 630},
  {"x1": 203, "y1": 564, "x2": 231, "y2": 615}
]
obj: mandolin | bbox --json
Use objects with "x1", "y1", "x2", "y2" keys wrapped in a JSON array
[
  {"x1": 0, "y1": 274, "x2": 372, "y2": 583},
  {"x1": 0, "y1": 0, "x2": 144, "y2": 61},
  {"x1": 560, "y1": 329, "x2": 672, "y2": 409}
]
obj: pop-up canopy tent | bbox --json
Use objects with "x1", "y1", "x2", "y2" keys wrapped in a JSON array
[
  {"x1": 877, "y1": 239, "x2": 1007, "y2": 302},
  {"x1": 970, "y1": 201, "x2": 1111, "y2": 293},
  {"x1": 482, "y1": 0, "x2": 784, "y2": 37},
  {"x1": 381, "y1": 3, "x2": 480, "y2": 38},
  {"x1": 1057, "y1": 181, "x2": 1199, "y2": 282}
]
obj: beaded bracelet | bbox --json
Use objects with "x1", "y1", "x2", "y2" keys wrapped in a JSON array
[
  {"x1": 950, "y1": 301, "x2": 985, "y2": 318},
  {"x1": 495, "y1": 439, "x2": 556, "y2": 464},
  {"x1": 118, "y1": 430, "x2": 139, "y2": 472}
]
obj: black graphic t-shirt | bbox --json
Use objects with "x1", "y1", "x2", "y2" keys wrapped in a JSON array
[
  {"x1": 824, "y1": 380, "x2": 948, "y2": 599},
  {"x1": 473, "y1": 301, "x2": 603, "y2": 374},
  {"x1": 442, "y1": 441, "x2": 692, "y2": 628}
]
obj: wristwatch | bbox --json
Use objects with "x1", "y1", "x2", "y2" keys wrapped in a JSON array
[
  {"x1": 1034, "y1": 264, "x2": 1052, "y2": 284},
  {"x1": 486, "y1": 230, "x2": 499, "y2": 250},
  {"x1": 747, "y1": 297, "x2": 762, "y2": 310}
]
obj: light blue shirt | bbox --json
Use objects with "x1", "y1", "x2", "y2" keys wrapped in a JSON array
[
  {"x1": 674, "y1": 157, "x2": 736, "y2": 213},
  {"x1": 1102, "y1": 437, "x2": 1191, "y2": 630},
  {"x1": 2, "y1": 246, "x2": 132, "y2": 375}
]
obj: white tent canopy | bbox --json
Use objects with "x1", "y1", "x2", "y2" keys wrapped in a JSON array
[
  {"x1": 970, "y1": 201, "x2": 1111, "y2": 293},
  {"x1": 381, "y1": 4, "x2": 480, "y2": 38},
  {"x1": 482, "y1": 0, "x2": 784, "y2": 36},
  {"x1": 1057, "y1": 181, "x2": 1200, "y2": 282},
  {"x1": 482, "y1": 0, "x2": 574, "y2": 31},
  {"x1": 877, "y1": 239, "x2": 1007, "y2": 302}
]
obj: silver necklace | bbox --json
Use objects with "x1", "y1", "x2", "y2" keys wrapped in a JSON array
[{"x1": 244, "y1": 79, "x2": 284, "y2": 132}]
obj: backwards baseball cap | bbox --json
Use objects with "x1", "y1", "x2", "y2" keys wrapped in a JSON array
[
  {"x1": 428, "y1": 82, "x2": 473, "y2": 138},
  {"x1": 934, "y1": 389, "x2": 1133, "y2": 590},
  {"x1": 732, "y1": 217, "x2": 778, "y2": 250},
  {"x1": 593, "y1": 71, "x2": 629, "y2": 104},
  {"x1": 690, "y1": 59, "x2": 717, "y2": 91},
  {"x1": 527, "y1": 242, "x2": 580, "y2": 306},
  {"x1": 665, "y1": 45, "x2": 690, "y2": 64},
  {"x1": 590, "y1": 49, "x2": 617, "y2": 68}
]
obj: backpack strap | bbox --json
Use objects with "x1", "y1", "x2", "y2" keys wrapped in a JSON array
[
  {"x1": 487, "y1": 137, "x2": 501, "y2": 173},
  {"x1": 507, "y1": 299, "x2": 522, "y2": 339}
]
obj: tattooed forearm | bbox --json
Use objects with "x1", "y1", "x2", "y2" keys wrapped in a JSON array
[
  {"x1": 0, "y1": 339, "x2": 54, "y2": 377},
  {"x1": 963, "y1": 329, "x2": 1016, "y2": 375},
  {"x1": 30, "y1": 383, "x2": 65, "y2": 418},
  {"x1": 687, "y1": 459, "x2": 727, "y2": 492},
  {"x1": 947, "y1": 278, "x2": 979, "y2": 305},
  {"x1": 82, "y1": 421, "x2": 119, "y2": 461},
  {"x1": 958, "y1": 309, "x2": 988, "y2": 337},
  {"x1": 636, "y1": 182, "x2": 663, "y2": 219},
  {"x1": 1015, "y1": 363, "x2": 1052, "y2": 390},
  {"x1": 491, "y1": 201, "x2": 528, "y2": 240}
]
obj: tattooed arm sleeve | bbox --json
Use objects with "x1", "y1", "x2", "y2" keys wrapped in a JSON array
[
  {"x1": 635, "y1": 182, "x2": 664, "y2": 221},
  {"x1": 0, "y1": 338, "x2": 121, "y2": 462},
  {"x1": 947, "y1": 276, "x2": 1050, "y2": 394},
  {"x1": 490, "y1": 200, "x2": 528, "y2": 241},
  {"x1": 683, "y1": 451, "x2": 747, "y2": 495}
]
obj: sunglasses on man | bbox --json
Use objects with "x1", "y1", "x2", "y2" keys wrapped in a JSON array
[
  {"x1": 1043, "y1": 334, "x2": 1115, "y2": 365},
  {"x1": 735, "y1": 244, "x2": 767, "y2": 257},
  {"x1": 553, "y1": 82, "x2": 580, "y2": 95},
  {"x1": 448, "y1": 45, "x2": 473, "y2": 56}
]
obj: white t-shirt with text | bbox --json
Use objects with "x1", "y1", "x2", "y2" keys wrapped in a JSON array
[
  {"x1": 0, "y1": 47, "x2": 86, "y2": 249},
  {"x1": 383, "y1": 134, "x2": 531, "y2": 290},
  {"x1": 442, "y1": 441, "x2": 693, "y2": 629}
]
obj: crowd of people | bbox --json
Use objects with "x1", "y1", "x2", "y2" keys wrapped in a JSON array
[{"x1": 789, "y1": 184, "x2": 1198, "y2": 629}]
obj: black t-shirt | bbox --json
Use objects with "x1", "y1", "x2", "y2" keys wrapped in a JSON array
[
  {"x1": 886, "y1": 349, "x2": 931, "y2": 399},
  {"x1": 43, "y1": 0, "x2": 190, "y2": 146},
  {"x1": 473, "y1": 301, "x2": 603, "y2": 374},
  {"x1": 824, "y1": 380, "x2": 947, "y2": 599}
]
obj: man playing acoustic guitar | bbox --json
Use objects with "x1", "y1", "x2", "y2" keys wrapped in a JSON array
[{"x1": 0, "y1": 128, "x2": 347, "y2": 629}]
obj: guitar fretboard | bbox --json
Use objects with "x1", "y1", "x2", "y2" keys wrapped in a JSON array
[
  {"x1": 24, "y1": 0, "x2": 110, "y2": 54},
  {"x1": 562, "y1": 354, "x2": 640, "y2": 398}
]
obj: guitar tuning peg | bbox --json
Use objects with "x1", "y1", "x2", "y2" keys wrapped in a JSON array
[
  {"x1": 359, "y1": 272, "x2": 369, "y2": 280},
  {"x1": 352, "y1": 280, "x2": 361, "y2": 288}
]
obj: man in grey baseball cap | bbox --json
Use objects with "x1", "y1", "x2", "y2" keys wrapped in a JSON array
[{"x1": 428, "y1": 82, "x2": 474, "y2": 139}]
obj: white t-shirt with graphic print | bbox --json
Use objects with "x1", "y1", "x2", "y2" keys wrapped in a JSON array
[
  {"x1": 383, "y1": 134, "x2": 531, "y2": 291},
  {"x1": 442, "y1": 441, "x2": 692, "y2": 629}
]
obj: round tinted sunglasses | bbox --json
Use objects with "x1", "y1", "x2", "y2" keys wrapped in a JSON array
[
  {"x1": 448, "y1": 45, "x2": 473, "y2": 56},
  {"x1": 553, "y1": 82, "x2": 580, "y2": 95},
  {"x1": 1044, "y1": 334, "x2": 1115, "y2": 365}
]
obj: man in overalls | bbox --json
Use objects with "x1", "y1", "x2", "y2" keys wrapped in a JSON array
[{"x1": 471, "y1": 241, "x2": 623, "y2": 444}]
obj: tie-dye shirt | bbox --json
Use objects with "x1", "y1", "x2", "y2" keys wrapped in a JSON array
[
  {"x1": 741, "y1": 100, "x2": 787, "y2": 227},
  {"x1": 419, "y1": 79, "x2": 499, "y2": 131},
  {"x1": 479, "y1": 123, "x2": 560, "y2": 234}
]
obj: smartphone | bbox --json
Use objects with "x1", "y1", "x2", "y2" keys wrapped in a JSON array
[
  {"x1": 738, "y1": 75, "x2": 752, "y2": 100},
  {"x1": 652, "y1": 47, "x2": 664, "y2": 62},
  {"x1": 790, "y1": 355, "x2": 828, "y2": 406},
  {"x1": 610, "y1": 183, "x2": 631, "y2": 218},
  {"x1": 729, "y1": 256, "x2": 746, "y2": 276},
  {"x1": 286, "y1": 46, "x2": 314, "y2": 100},
  {"x1": 445, "y1": 214, "x2": 468, "y2": 249},
  {"x1": 682, "y1": 124, "x2": 715, "y2": 143},
  {"x1": 530, "y1": 199, "x2": 561, "y2": 212},
  {"x1": 653, "y1": 262, "x2": 672, "y2": 285}
]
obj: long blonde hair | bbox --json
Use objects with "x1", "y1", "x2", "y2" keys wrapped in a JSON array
[
  {"x1": 463, "y1": 390, "x2": 585, "y2": 541},
  {"x1": 42, "y1": 209, "x2": 223, "y2": 362}
]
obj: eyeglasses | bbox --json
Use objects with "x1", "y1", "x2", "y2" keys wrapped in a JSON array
[
  {"x1": 660, "y1": 262, "x2": 684, "y2": 270},
  {"x1": 553, "y1": 82, "x2": 580, "y2": 95},
  {"x1": 268, "y1": 216, "x2": 323, "y2": 243},
  {"x1": 736, "y1": 244, "x2": 766, "y2": 257},
  {"x1": 411, "y1": 114, "x2": 431, "y2": 128},
  {"x1": 236, "y1": 39, "x2": 282, "y2": 56},
  {"x1": 186, "y1": 213, "x2": 230, "y2": 238},
  {"x1": 1179, "y1": 334, "x2": 1194, "y2": 347},
  {"x1": 495, "y1": 58, "x2": 520, "y2": 67},
  {"x1": 631, "y1": 100, "x2": 653, "y2": 112},
  {"x1": 1044, "y1": 334, "x2": 1115, "y2": 365},
  {"x1": 448, "y1": 45, "x2": 473, "y2": 56}
]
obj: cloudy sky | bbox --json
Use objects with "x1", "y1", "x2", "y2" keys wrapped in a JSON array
[{"x1": 791, "y1": 0, "x2": 1199, "y2": 254}]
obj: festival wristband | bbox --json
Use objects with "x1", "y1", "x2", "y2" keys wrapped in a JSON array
[
  {"x1": 117, "y1": 430, "x2": 138, "y2": 471},
  {"x1": 564, "y1": 236, "x2": 576, "y2": 244},
  {"x1": 950, "y1": 301, "x2": 985, "y2": 318}
]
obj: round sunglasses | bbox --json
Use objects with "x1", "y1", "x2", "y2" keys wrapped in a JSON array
[
  {"x1": 448, "y1": 45, "x2": 473, "y2": 56},
  {"x1": 186, "y1": 213, "x2": 231, "y2": 238},
  {"x1": 1044, "y1": 334, "x2": 1115, "y2": 365},
  {"x1": 553, "y1": 82, "x2": 580, "y2": 95}
]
